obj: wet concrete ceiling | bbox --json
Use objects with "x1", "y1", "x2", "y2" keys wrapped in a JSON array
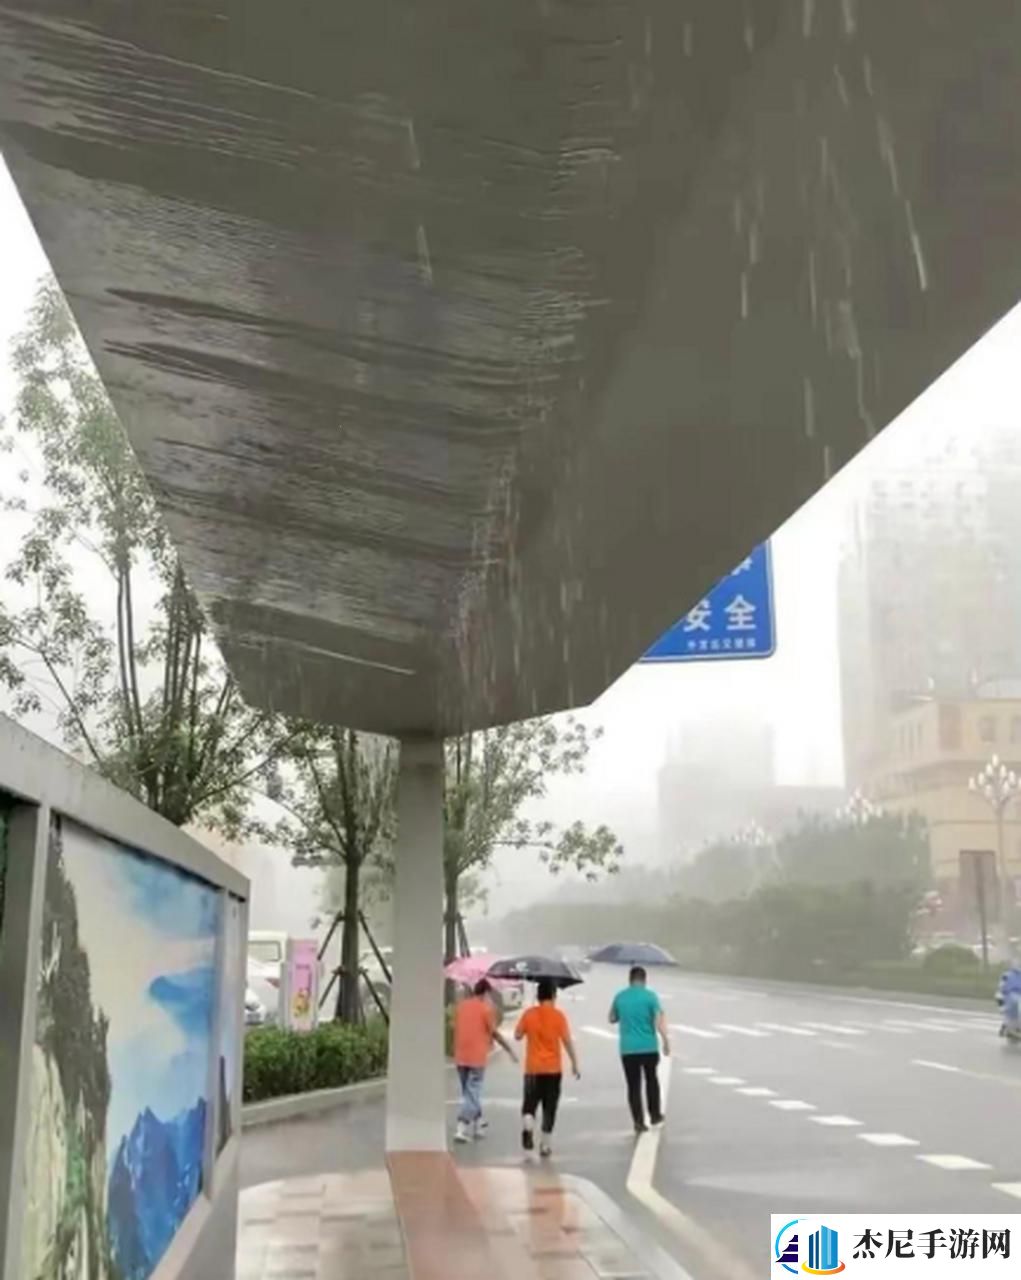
[{"x1": 1, "y1": 2, "x2": 1020, "y2": 736}]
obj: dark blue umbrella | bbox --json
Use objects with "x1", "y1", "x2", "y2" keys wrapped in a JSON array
[
  {"x1": 589, "y1": 942, "x2": 677, "y2": 966},
  {"x1": 486, "y1": 954, "x2": 584, "y2": 988}
]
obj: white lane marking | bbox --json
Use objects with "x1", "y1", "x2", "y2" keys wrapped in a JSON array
[
  {"x1": 992, "y1": 1182, "x2": 1021, "y2": 1200},
  {"x1": 736, "y1": 1086, "x2": 777, "y2": 1097},
  {"x1": 713, "y1": 1023, "x2": 770, "y2": 1037},
  {"x1": 819, "y1": 1040, "x2": 857, "y2": 1052},
  {"x1": 756, "y1": 1022, "x2": 816, "y2": 1037},
  {"x1": 858, "y1": 1133, "x2": 919, "y2": 1147},
  {"x1": 912, "y1": 1059, "x2": 962, "y2": 1074},
  {"x1": 801, "y1": 1022, "x2": 865, "y2": 1036},
  {"x1": 769, "y1": 1100, "x2": 816, "y2": 1112},
  {"x1": 811, "y1": 1115, "x2": 862, "y2": 1127},
  {"x1": 671, "y1": 1022, "x2": 722, "y2": 1039},
  {"x1": 682, "y1": 1066, "x2": 717, "y2": 1075},
  {"x1": 708, "y1": 1076, "x2": 745, "y2": 1086},
  {"x1": 884, "y1": 1019, "x2": 955, "y2": 1034},
  {"x1": 918, "y1": 1154, "x2": 991, "y2": 1171},
  {"x1": 582, "y1": 1026, "x2": 617, "y2": 1040},
  {"x1": 626, "y1": 1053, "x2": 757, "y2": 1280}
]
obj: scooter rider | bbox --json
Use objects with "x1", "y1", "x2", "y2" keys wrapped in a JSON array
[{"x1": 998, "y1": 961, "x2": 1021, "y2": 1039}]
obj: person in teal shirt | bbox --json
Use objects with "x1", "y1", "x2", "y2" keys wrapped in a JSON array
[{"x1": 609, "y1": 966, "x2": 670, "y2": 1133}]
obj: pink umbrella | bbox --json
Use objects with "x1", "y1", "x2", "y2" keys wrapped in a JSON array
[{"x1": 444, "y1": 953, "x2": 517, "y2": 990}]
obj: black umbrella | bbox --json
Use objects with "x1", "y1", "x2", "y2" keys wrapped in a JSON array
[
  {"x1": 589, "y1": 942, "x2": 677, "y2": 966},
  {"x1": 486, "y1": 954, "x2": 584, "y2": 988}
]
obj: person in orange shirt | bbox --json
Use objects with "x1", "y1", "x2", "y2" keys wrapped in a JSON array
[
  {"x1": 514, "y1": 978, "x2": 581, "y2": 1158},
  {"x1": 453, "y1": 979, "x2": 517, "y2": 1143}
]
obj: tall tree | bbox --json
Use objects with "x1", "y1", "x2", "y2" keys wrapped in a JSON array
[
  {"x1": 257, "y1": 725, "x2": 397, "y2": 1022},
  {"x1": 0, "y1": 278, "x2": 291, "y2": 829},
  {"x1": 442, "y1": 717, "x2": 622, "y2": 962}
]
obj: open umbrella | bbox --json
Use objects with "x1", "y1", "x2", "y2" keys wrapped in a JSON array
[
  {"x1": 486, "y1": 954, "x2": 584, "y2": 988},
  {"x1": 589, "y1": 942, "x2": 677, "y2": 966}
]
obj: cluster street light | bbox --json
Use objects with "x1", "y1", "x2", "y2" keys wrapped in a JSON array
[
  {"x1": 968, "y1": 755, "x2": 1020, "y2": 961},
  {"x1": 838, "y1": 788, "x2": 882, "y2": 826}
]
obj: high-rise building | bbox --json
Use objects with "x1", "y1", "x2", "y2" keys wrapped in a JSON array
[{"x1": 839, "y1": 444, "x2": 1021, "y2": 788}]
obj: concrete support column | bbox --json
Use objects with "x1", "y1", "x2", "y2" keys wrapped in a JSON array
[{"x1": 386, "y1": 738, "x2": 446, "y2": 1153}]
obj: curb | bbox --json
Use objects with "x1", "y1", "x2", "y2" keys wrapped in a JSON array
[
  {"x1": 558, "y1": 1173, "x2": 693, "y2": 1280},
  {"x1": 241, "y1": 1077, "x2": 386, "y2": 1128}
]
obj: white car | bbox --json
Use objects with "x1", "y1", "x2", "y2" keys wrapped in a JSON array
[
  {"x1": 247, "y1": 956, "x2": 282, "y2": 1023},
  {"x1": 244, "y1": 987, "x2": 267, "y2": 1027}
]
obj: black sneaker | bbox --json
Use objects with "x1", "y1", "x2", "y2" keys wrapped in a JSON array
[
  {"x1": 522, "y1": 1127, "x2": 535, "y2": 1151},
  {"x1": 634, "y1": 1122, "x2": 648, "y2": 1135},
  {"x1": 650, "y1": 1115, "x2": 665, "y2": 1127}
]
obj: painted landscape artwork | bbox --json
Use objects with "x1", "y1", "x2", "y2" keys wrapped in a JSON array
[
  {"x1": 217, "y1": 895, "x2": 244, "y2": 1154},
  {"x1": 22, "y1": 818, "x2": 219, "y2": 1280}
]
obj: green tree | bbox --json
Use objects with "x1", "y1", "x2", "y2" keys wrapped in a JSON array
[
  {"x1": 256, "y1": 725, "x2": 397, "y2": 1022},
  {"x1": 675, "y1": 837, "x2": 773, "y2": 902},
  {"x1": 442, "y1": 717, "x2": 623, "y2": 962},
  {"x1": 775, "y1": 811, "x2": 929, "y2": 891},
  {"x1": 0, "y1": 278, "x2": 292, "y2": 829}
]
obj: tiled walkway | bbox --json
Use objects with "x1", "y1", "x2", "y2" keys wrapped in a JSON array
[{"x1": 236, "y1": 1163, "x2": 668, "y2": 1280}]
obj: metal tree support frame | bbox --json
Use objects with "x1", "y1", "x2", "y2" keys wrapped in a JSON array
[{"x1": 0, "y1": 715, "x2": 249, "y2": 1280}]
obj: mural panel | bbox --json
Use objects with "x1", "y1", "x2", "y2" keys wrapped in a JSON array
[{"x1": 22, "y1": 816, "x2": 219, "y2": 1280}]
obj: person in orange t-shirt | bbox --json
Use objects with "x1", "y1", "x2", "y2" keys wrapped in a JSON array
[
  {"x1": 453, "y1": 979, "x2": 517, "y2": 1143},
  {"x1": 514, "y1": 978, "x2": 581, "y2": 1158}
]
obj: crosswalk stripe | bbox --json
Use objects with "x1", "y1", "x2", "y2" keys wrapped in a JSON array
[
  {"x1": 714, "y1": 1023, "x2": 770, "y2": 1038},
  {"x1": 682, "y1": 1066, "x2": 717, "y2": 1075},
  {"x1": 918, "y1": 1154, "x2": 991, "y2": 1171},
  {"x1": 756, "y1": 1022, "x2": 816, "y2": 1037},
  {"x1": 770, "y1": 1099, "x2": 816, "y2": 1112},
  {"x1": 858, "y1": 1133, "x2": 919, "y2": 1147},
  {"x1": 582, "y1": 1026, "x2": 616, "y2": 1040},
  {"x1": 811, "y1": 1115, "x2": 862, "y2": 1127},
  {"x1": 708, "y1": 1076, "x2": 745, "y2": 1086},
  {"x1": 671, "y1": 1023, "x2": 723, "y2": 1039},
  {"x1": 736, "y1": 1086, "x2": 777, "y2": 1097},
  {"x1": 801, "y1": 1022, "x2": 865, "y2": 1036}
]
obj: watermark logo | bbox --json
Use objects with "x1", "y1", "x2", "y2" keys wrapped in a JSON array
[
  {"x1": 772, "y1": 1217, "x2": 1018, "y2": 1276},
  {"x1": 775, "y1": 1220, "x2": 845, "y2": 1275}
]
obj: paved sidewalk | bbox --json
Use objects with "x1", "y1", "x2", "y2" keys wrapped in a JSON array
[{"x1": 236, "y1": 1163, "x2": 681, "y2": 1280}]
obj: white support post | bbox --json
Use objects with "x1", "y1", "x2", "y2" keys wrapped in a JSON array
[{"x1": 386, "y1": 737, "x2": 446, "y2": 1152}]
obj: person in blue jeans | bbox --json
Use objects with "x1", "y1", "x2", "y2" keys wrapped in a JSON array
[
  {"x1": 609, "y1": 965, "x2": 670, "y2": 1133},
  {"x1": 453, "y1": 979, "x2": 517, "y2": 1142}
]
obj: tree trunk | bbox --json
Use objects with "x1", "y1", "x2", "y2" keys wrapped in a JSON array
[
  {"x1": 336, "y1": 861, "x2": 362, "y2": 1024},
  {"x1": 444, "y1": 869, "x2": 460, "y2": 965}
]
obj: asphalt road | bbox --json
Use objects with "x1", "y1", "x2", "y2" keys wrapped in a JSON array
[{"x1": 452, "y1": 966, "x2": 1021, "y2": 1279}]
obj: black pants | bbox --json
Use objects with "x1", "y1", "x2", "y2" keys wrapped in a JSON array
[
  {"x1": 622, "y1": 1053, "x2": 662, "y2": 1127},
  {"x1": 522, "y1": 1073, "x2": 562, "y2": 1134}
]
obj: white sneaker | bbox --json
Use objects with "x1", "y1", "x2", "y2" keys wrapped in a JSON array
[
  {"x1": 474, "y1": 1117, "x2": 489, "y2": 1139},
  {"x1": 454, "y1": 1122, "x2": 471, "y2": 1144},
  {"x1": 539, "y1": 1137, "x2": 553, "y2": 1159}
]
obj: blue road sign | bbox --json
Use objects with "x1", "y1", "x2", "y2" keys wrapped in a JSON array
[{"x1": 640, "y1": 542, "x2": 775, "y2": 663}]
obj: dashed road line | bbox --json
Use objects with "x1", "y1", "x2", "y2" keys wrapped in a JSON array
[
  {"x1": 671, "y1": 1023, "x2": 722, "y2": 1039},
  {"x1": 582, "y1": 1026, "x2": 617, "y2": 1040},
  {"x1": 811, "y1": 1115, "x2": 862, "y2": 1127},
  {"x1": 682, "y1": 1066, "x2": 717, "y2": 1075},
  {"x1": 912, "y1": 1059, "x2": 962, "y2": 1074},
  {"x1": 708, "y1": 1076, "x2": 745, "y2": 1086},
  {"x1": 713, "y1": 1023, "x2": 770, "y2": 1037},
  {"x1": 918, "y1": 1154, "x2": 991, "y2": 1171},
  {"x1": 858, "y1": 1133, "x2": 919, "y2": 1147},
  {"x1": 736, "y1": 1086, "x2": 777, "y2": 1097},
  {"x1": 992, "y1": 1182, "x2": 1021, "y2": 1200},
  {"x1": 769, "y1": 1100, "x2": 816, "y2": 1112}
]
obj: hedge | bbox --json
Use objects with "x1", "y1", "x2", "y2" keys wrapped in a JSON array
[{"x1": 244, "y1": 1020, "x2": 388, "y2": 1103}]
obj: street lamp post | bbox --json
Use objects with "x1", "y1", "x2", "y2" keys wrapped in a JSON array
[
  {"x1": 968, "y1": 755, "x2": 1020, "y2": 961},
  {"x1": 838, "y1": 788, "x2": 882, "y2": 826}
]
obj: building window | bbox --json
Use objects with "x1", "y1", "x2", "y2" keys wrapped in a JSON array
[{"x1": 980, "y1": 715, "x2": 997, "y2": 744}]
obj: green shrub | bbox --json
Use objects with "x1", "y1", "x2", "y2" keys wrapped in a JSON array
[
  {"x1": 243, "y1": 1019, "x2": 388, "y2": 1103},
  {"x1": 922, "y1": 943, "x2": 980, "y2": 975}
]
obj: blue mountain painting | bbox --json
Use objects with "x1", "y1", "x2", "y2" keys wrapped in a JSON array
[
  {"x1": 107, "y1": 1098, "x2": 207, "y2": 1280},
  {"x1": 149, "y1": 967, "x2": 215, "y2": 1038}
]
